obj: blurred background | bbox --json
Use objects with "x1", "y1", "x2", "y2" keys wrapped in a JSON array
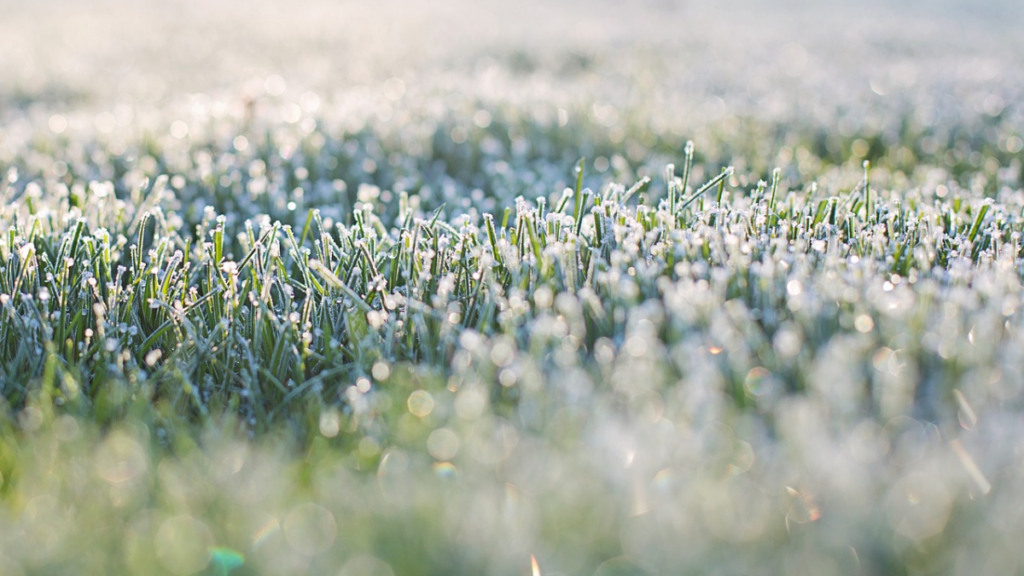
[
  {"x1": 2, "y1": 0, "x2": 1022, "y2": 194},
  {"x1": 1, "y1": 0, "x2": 1021, "y2": 112}
]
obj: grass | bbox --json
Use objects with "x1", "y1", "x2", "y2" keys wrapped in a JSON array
[
  {"x1": 2, "y1": 1, "x2": 1024, "y2": 574},
  {"x1": 1, "y1": 119, "x2": 1021, "y2": 574}
]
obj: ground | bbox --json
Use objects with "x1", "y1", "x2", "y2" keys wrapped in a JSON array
[{"x1": 0, "y1": 1, "x2": 1023, "y2": 575}]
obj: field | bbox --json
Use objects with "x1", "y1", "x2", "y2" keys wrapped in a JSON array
[{"x1": 1, "y1": 1, "x2": 1024, "y2": 574}]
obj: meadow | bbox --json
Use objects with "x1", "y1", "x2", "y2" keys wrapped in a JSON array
[{"x1": 1, "y1": 0, "x2": 1023, "y2": 574}]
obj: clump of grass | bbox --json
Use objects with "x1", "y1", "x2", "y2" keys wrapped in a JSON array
[{"x1": 3, "y1": 139, "x2": 1009, "y2": 428}]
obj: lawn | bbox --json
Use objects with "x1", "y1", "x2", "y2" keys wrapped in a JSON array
[{"x1": 0, "y1": 1, "x2": 1023, "y2": 574}]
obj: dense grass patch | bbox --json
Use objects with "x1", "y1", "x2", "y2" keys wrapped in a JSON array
[
  {"x1": 1, "y1": 112, "x2": 1023, "y2": 573},
  {"x1": 2, "y1": 0, "x2": 1024, "y2": 574}
]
